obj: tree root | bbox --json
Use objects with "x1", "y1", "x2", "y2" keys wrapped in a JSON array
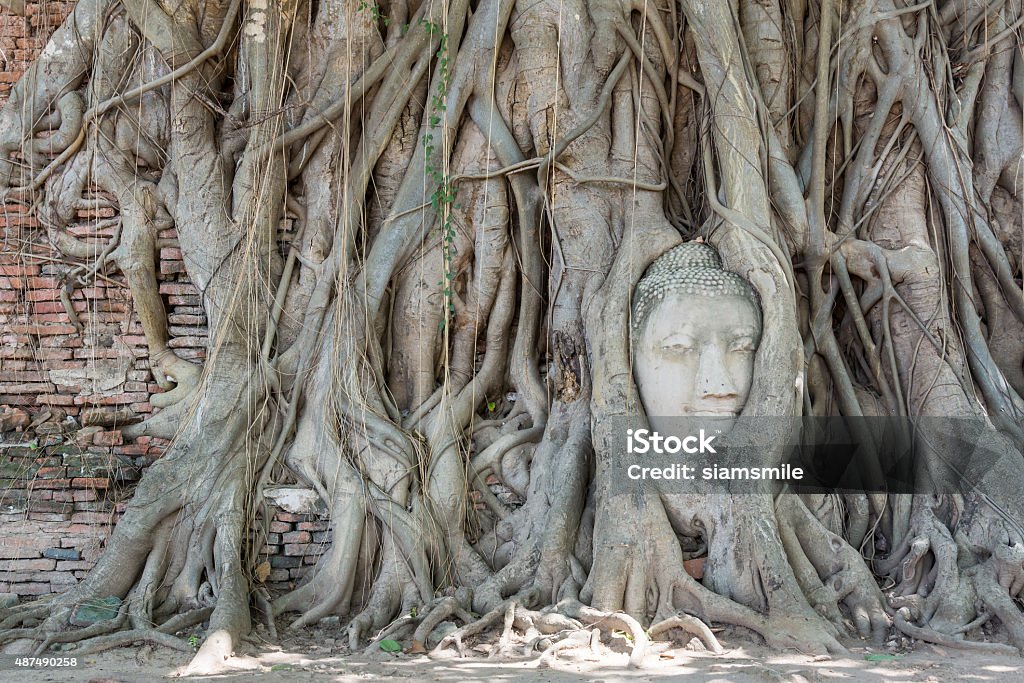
[
  {"x1": 427, "y1": 595, "x2": 721, "y2": 668},
  {"x1": 648, "y1": 614, "x2": 724, "y2": 654},
  {"x1": 893, "y1": 609, "x2": 1018, "y2": 655},
  {"x1": 71, "y1": 629, "x2": 192, "y2": 656}
]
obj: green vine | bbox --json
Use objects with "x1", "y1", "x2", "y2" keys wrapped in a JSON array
[
  {"x1": 357, "y1": 1, "x2": 390, "y2": 27},
  {"x1": 420, "y1": 20, "x2": 458, "y2": 331}
]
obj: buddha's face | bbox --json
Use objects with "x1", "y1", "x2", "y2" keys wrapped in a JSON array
[{"x1": 633, "y1": 293, "x2": 760, "y2": 419}]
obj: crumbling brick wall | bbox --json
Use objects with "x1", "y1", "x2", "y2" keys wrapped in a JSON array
[{"x1": 0, "y1": 3, "x2": 327, "y2": 599}]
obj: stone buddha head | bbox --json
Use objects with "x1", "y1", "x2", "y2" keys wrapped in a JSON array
[{"x1": 631, "y1": 242, "x2": 762, "y2": 419}]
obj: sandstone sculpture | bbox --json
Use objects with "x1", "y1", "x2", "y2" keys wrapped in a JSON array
[{"x1": 631, "y1": 242, "x2": 762, "y2": 422}]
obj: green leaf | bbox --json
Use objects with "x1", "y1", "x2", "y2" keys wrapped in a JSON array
[
  {"x1": 864, "y1": 653, "x2": 900, "y2": 662},
  {"x1": 487, "y1": 401, "x2": 496, "y2": 412},
  {"x1": 379, "y1": 639, "x2": 402, "y2": 653}
]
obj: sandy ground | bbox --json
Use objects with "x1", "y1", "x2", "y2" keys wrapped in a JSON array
[{"x1": 7, "y1": 626, "x2": 1023, "y2": 683}]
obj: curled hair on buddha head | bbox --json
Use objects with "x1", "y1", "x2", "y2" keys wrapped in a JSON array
[{"x1": 631, "y1": 242, "x2": 763, "y2": 339}]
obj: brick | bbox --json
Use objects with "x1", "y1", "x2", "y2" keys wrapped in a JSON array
[
  {"x1": 51, "y1": 489, "x2": 97, "y2": 502},
  {"x1": 281, "y1": 531, "x2": 310, "y2": 544},
  {"x1": 42, "y1": 547, "x2": 82, "y2": 561},
  {"x1": 12, "y1": 582, "x2": 52, "y2": 595},
  {"x1": 268, "y1": 555, "x2": 301, "y2": 569},
  {"x1": 284, "y1": 543, "x2": 324, "y2": 556},
  {"x1": 0, "y1": 558, "x2": 55, "y2": 571},
  {"x1": 112, "y1": 444, "x2": 149, "y2": 456},
  {"x1": 296, "y1": 521, "x2": 328, "y2": 531},
  {"x1": 36, "y1": 394, "x2": 76, "y2": 405},
  {"x1": 34, "y1": 466, "x2": 66, "y2": 479},
  {"x1": 167, "y1": 336, "x2": 207, "y2": 349},
  {"x1": 0, "y1": 395, "x2": 35, "y2": 405},
  {"x1": 268, "y1": 521, "x2": 290, "y2": 533},
  {"x1": 27, "y1": 511, "x2": 71, "y2": 522},
  {"x1": 71, "y1": 477, "x2": 113, "y2": 489},
  {"x1": 0, "y1": 265, "x2": 38, "y2": 277},
  {"x1": 55, "y1": 561, "x2": 93, "y2": 571},
  {"x1": 0, "y1": 535, "x2": 51, "y2": 558},
  {"x1": 50, "y1": 572, "x2": 78, "y2": 586},
  {"x1": 92, "y1": 430, "x2": 123, "y2": 446},
  {"x1": 76, "y1": 393, "x2": 149, "y2": 405},
  {"x1": 160, "y1": 260, "x2": 187, "y2": 275},
  {"x1": 26, "y1": 478, "x2": 72, "y2": 490},
  {"x1": 167, "y1": 314, "x2": 205, "y2": 325},
  {"x1": 274, "y1": 512, "x2": 305, "y2": 523},
  {"x1": 158, "y1": 283, "x2": 198, "y2": 296},
  {"x1": 73, "y1": 502, "x2": 113, "y2": 512},
  {"x1": 70, "y1": 511, "x2": 114, "y2": 524},
  {"x1": 0, "y1": 382, "x2": 54, "y2": 393},
  {"x1": 60, "y1": 534, "x2": 106, "y2": 547}
]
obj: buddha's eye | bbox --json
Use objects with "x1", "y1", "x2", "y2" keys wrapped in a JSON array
[
  {"x1": 661, "y1": 341, "x2": 695, "y2": 354},
  {"x1": 729, "y1": 339, "x2": 755, "y2": 354}
]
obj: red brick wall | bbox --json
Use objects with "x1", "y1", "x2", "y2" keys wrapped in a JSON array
[
  {"x1": 0, "y1": 3, "x2": 325, "y2": 598},
  {"x1": 0, "y1": 3, "x2": 75, "y2": 102}
]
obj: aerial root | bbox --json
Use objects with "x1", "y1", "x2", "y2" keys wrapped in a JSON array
[
  {"x1": 363, "y1": 615, "x2": 419, "y2": 655},
  {"x1": 0, "y1": 603, "x2": 53, "y2": 633},
  {"x1": 149, "y1": 350, "x2": 203, "y2": 408},
  {"x1": 892, "y1": 608, "x2": 1019, "y2": 655},
  {"x1": 557, "y1": 601, "x2": 650, "y2": 668},
  {"x1": 32, "y1": 609, "x2": 126, "y2": 656},
  {"x1": 1, "y1": 601, "x2": 205, "y2": 658},
  {"x1": 156, "y1": 606, "x2": 214, "y2": 635},
  {"x1": 427, "y1": 596, "x2": 720, "y2": 667},
  {"x1": 410, "y1": 596, "x2": 475, "y2": 653},
  {"x1": 254, "y1": 588, "x2": 278, "y2": 640},
  {"x1": 70, "y1": 629, "x2": 192, "y2": 656},
  {"x1": 536, "y1": 629, "x2": 602, "y2": 667},
  {"x1": 431, "y1": 605, "x2": 507, "y2": 657},
  {"x1": 648, "y1": 614, "x2": 724, "y2": 654}
]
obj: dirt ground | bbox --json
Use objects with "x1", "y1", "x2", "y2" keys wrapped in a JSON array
[{"x1": 7, "y1": 626, "x2": 1023, "y2": 683}]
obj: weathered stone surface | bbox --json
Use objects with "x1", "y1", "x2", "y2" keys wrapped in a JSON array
[
  {"x1": 42, "y1": 547, "x2": 82, "y2": 561},
  {"x1": 80, "y1": 408, "x2": 140, "y2": 428},
  {"x1": 0, "y1": 407, "x2": 29, "y2": 433},
  {"x1": 263, "y1": 487, "x2": 327, "y2": 516},
  {"x1": 49, "y1": 358, "x2": 130, "y2": 394},
  {"x1": 63, "y1": 452, "x2": 136, "y2": 479},
  {"x1": 69, "y1": 596, "x2": 121, "y2": 626},
  {"x1": 269, "y1": 555, "x2": 301, "y2": 569}
]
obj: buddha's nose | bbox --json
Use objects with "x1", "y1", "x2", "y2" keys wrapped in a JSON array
[{"x1": 697, "y1": 345, "x2": 738, "y2": 399}]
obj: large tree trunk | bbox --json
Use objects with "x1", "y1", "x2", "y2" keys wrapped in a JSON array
[{"x1": 1, "y1": 0, "x2": 1023, "y2": 670}]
